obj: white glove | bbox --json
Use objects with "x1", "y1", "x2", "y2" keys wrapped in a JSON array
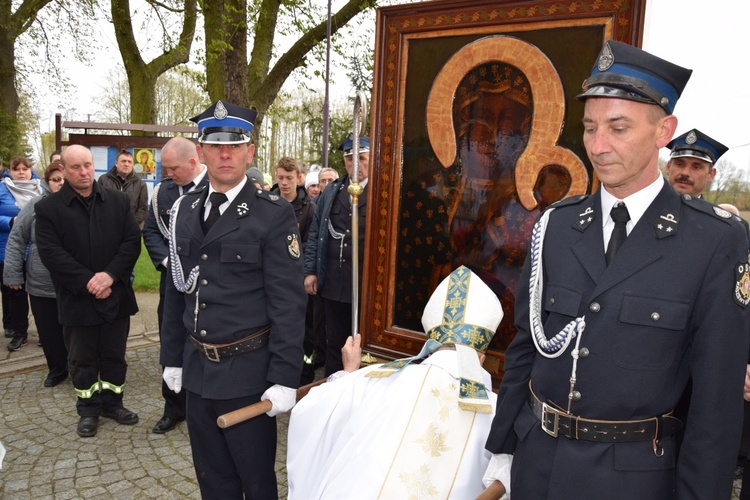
[
  {"x1": 163, "y1": 367, "x2": 183, "y2": 393},
  {"x1": 261, "y1": 384, "x2": 296, "y2": 417}
]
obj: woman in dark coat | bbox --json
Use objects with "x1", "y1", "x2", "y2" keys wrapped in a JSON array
[{"x1": 4, "y1": 163, "x2": 68, "y2": 385}]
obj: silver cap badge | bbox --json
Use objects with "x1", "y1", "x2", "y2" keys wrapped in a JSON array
[
  {"x1": 214, "y1": 101, "x2": 228, "y2": 120},
  {"x1": 597, "y1": 43, "x2": 614, "y2": 71}
]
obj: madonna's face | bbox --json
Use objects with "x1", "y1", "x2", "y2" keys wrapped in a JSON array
[{"x1": 456, "y1": 91, "x2": 531, "y2": 180}]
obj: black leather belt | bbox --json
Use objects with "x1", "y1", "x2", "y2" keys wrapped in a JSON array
[
  {"x1": 528, "y1": 383, "x2": 681, "y2": 451},
  {"x1": 190, "y1": 326, "x2": 270, "y2": 362}
]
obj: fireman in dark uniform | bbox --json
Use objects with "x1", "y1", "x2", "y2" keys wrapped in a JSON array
[
  {"x1": 665, "y1": 128, "x2": 728, "y2": 198},
  {"x1": 142, "y1": 136, "x2": 208, "y2": 434},
  {"x1": 304, "y1": 135, "x2": 369, "y2": 375},
  {"x1": 483, "y1": 41, "x2": 750, "y2": 499},
  {"x1": 160, "y1": 101, "x2": 306, "y2": 498}
]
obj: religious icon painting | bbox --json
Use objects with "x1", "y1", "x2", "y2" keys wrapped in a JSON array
[{"x1": 360, "y1": 0, "x2": 647, "y2": 385}]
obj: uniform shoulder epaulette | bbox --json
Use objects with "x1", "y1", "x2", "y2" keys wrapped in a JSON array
[
  {"x1": 680, "y1": 194, "x2": 738, "y2": 225},
  {"x1": 183, "y1": 184, "x2": 206, "y2": 196},
  {"x1": 546, "y1": 194, "x2": 590, "y2": 211},
  {"x1": 254, "y1": 188, "x2": 285, "y2": 205},
  {"x1": 154, "y1": 178, "x2": 177, "y2": 191}
]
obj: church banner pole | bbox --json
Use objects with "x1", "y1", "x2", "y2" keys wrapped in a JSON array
[{"x1": 348, "y1": 91, "x2": 367, "y2": 338}]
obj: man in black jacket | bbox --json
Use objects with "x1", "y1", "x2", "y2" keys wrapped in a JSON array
[
  {"x1": 142, "y1": 136, "x2": 208, "y2": 434},
  {"x1": 271, "y1": 156, "x2": 317, "y2": 382},
  {"x1": 36, "y1": 144, "x2": 141, "y2": 438},
  {"x1": 97, "y1": 149, "x2": 148, "y2": 227},
  {"x1": 304, "y1": 136, "x2": 369, "y2": 375},
  {"x1": 272, "y1": 156, "x2": 315, "y2": 247}
]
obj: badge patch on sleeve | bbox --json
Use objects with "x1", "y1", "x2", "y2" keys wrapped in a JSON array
[
  {"x1": 735, "y1": 261, "x2": 750, "y2": 308},
  {"x1": 287, "y1": 233, "x2": 300, "y2": 260}
]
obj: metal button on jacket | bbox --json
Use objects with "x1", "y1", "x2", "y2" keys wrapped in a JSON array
[
  {"x1": 589, "y1": 302, "x2": 601, "y2": 313},
  {"x1": 578, "y1": 347, "x2": 590, "y2": 358},
  {"x1": 200, "y1": 330, "x2": 207, "y2": 337},
  {"x1": 651, "y1": 312, "x2": 660, "y2": 321},
  {"x1": 569, "y1": 391, "x2": 582, "y2": 402},
  {"x1": 200, "y1": 303, "x2": 207, "y2": 310},
  {"x1": 201, "y1": 254, "x2": 208, "y2": 261},
  {"x1": 200, "y1": 279, "x2": 208, "y2": 286}
]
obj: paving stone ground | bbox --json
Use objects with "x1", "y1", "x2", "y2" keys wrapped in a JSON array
[{"x1": 0, "y1": 292, "x2": 290, "y2": 499}]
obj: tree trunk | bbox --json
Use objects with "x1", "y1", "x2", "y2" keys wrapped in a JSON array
[
  {"x1": 202, "y1": 0, "x2": 248, "y2": 105},
  {"x1": 201, "y1": 0, "x2": 226, "y2": 102},
  {"x1": 201, "y1": 0, "x2": 375, "y2": 134},
  {"x1": 0, "y1": 26, "x2": 21, "y2": 160},
  {"x1": 0, "y1": 0, "x2": 55, "y2": 158},
  {"x1": 112, "y1": 0, "x2": 197, "y2": 131},
  {"x1": 224, "y1": 0, "x2": 248, "y2": 105},
  {"x1": 127, "y1": 68, "x2": 158, "y2": 125}
]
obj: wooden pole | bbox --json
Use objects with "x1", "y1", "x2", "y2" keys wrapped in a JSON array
[{"x1": 217, "y1": 378, "x2": 327, "y2": 428}]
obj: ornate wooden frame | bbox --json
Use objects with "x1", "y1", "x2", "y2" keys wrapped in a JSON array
[{"x1": 361, "y1": 0, "x2": 646, "y2": 382}]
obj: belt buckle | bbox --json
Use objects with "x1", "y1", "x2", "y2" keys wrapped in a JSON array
[
  {"x1": 541, "y1": 403, "x2": 560, "y2": 438},
  {"x1": 203, "y1": 344, "x2": 220, "y2": 362}
]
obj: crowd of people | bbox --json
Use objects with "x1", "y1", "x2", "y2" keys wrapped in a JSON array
[{"x1": 3, "y1": 37, "x2": 750, "y2": 499}]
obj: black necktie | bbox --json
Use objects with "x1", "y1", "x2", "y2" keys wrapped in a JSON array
[
  {"x1": 606, "y1": 202, "x2": 630, "y2": 265},
  {"x1": 180, "y1": 181, "x2": 194, "y2": 195},
  {"x1": 205, "y1": 192, "x2": 227, "y2": 231}
]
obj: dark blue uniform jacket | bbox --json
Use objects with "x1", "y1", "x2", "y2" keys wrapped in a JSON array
[
  {"x1": 160, "y1": 180, "x2": 306, "y2": 399},
  {"x1": 486, "y1": 180, "x2": 750, "y2": 500}
]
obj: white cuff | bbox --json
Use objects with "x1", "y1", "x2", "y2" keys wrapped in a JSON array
[
  {"x1": 483, "y1": 453, "x2": 512, "y2": 500},
  {"x1": 326, "y1": 370, "x2": 352, "y2": 383}
]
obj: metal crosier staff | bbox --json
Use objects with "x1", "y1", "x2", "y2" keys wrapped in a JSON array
[{"x1": 348, "y1": 91, "x2": 367, "y2": 338}]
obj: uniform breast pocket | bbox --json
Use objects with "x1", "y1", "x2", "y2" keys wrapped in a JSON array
[
  {"x1": 541, "y1": 284, "x2": 584, "y2": 340},
  {"x1": 543, "y1": 284, "x2": 583, "y2": 318},
  {"x1": 175, "y1": 236, "x2": 191, "y2": 257},
  {"x1": 613, "y1": 294, "x2": 690, "y2": 370},
  {"x1": 220, "y1": 243, "x2": 261, "y2": 283}
]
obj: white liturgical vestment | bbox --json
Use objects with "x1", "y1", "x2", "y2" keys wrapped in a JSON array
[{"x1": 287, "y1": 350, "x2": 496, "y2": 499}]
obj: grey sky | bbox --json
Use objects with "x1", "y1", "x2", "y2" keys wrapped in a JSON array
[{"x1": 644, "y1": 0, "x2": 750, "y2": 175}]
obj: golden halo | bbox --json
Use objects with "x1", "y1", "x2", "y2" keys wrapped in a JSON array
[
  {"x1": 136, "y1": 149, "x2": 155, "y2": 173},
  {"x1": 425, "y1": 35, "x2": 589, "y2": 210}
]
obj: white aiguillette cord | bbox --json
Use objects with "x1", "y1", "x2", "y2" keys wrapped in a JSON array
[
  {"x1": 528, "y1": 208, "x2": 588, "y2": 411},
  {"x1": 168, "y1": 195, "x2": 199, "y2": 294},
  {"x1": 327, "y1": 218, "x2": 346, "y2": 267},
  {"x1": 153, "y1": 181, "x2": 199, "y2": 239}
]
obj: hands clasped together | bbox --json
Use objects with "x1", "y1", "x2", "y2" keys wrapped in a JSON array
[{"x1": 87, "y1": 272, "x2": 114, "y2": 299}]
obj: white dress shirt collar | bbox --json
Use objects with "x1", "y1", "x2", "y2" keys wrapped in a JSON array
[
  {"x1": 179, "y1": 165, "x2": 207, "y2": 195},
  {"x1": 600, "y1": 175, "x2": 664, "y2": 248},
  {"x1": 206, "y1": 175, "x2": 247, "y2": 215}
]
